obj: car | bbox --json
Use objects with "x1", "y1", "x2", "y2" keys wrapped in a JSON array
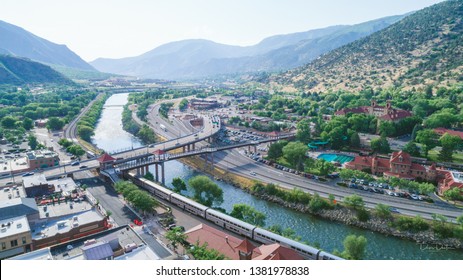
[
  {"x1": 22, "y1": 172, "x2": 34, "y2": 177},
  {"x1": 250, "y1": 171, "x2": 257, "y2": 176},
  {"x1": 79, "y1": 165, "x2": 88, "y2": 169},
  {"x1": 390, "y1": 207, "x2": 400, "y2": 213},
  {"x1": 71, "y1": 161, "x2": 80, "y2": 166}
]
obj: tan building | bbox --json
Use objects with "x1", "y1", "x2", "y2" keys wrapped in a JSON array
[
  {"x1": 0, "y1": 215, "x2": 32, "y2": 259},
  {"x1": 335, "y1": 100, "x2": 412, "y2": 123}
]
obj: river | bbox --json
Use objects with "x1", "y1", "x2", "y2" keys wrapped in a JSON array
[{"x1": 92, "y1": 93, "x2": 463, "y2": 260}]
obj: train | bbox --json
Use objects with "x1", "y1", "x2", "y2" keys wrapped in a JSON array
[{"x1": 133, "y1": 176, "x2": 343, "y2": 260}]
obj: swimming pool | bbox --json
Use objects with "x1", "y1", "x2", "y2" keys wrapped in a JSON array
[{"x1": 317, "y1": 153, "x2": 354, "y2": 164}]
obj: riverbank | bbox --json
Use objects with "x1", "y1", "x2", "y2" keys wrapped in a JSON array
[{"x1": 177, "y1": 155, "x2": 463, "y2": 250}]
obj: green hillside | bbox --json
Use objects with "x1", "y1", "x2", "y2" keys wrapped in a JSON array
[{"x1": 273, "y1": 0, "x2": 463, "y2": 92}]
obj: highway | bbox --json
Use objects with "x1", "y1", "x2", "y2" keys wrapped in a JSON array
[{"x1": 145, "y1": 102, "x2": 463, "y2": 222}]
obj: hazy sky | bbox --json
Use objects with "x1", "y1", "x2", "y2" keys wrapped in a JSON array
[{"x1": 1, "y1": 0, "x2": 444, "y2": 61}]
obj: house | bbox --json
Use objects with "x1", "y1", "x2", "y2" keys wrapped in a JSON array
[
  {"x1": 335, "y1": 100, "x2": 412, "y2": 123},
  {"x1": 185, "y1": 223, "x2": 304, "y2": 260},
  {"x1": 433, "y1": 128, "x2": 463, "y2": 140},
  {"x1": 438, "y1": 171, "x2": 463, "y2": 195},
  {"x1": 345, "y1": 150, "x2": 437, "y2": 181}
]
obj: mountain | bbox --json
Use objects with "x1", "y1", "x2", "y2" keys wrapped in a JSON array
[
  {"x1": 0, "y1": 55, "x2": 71, "y2": 85},
  {"x1": 0, "y1": 20, "x2": 94, "y2": 71},
  {"x1": 273, "y1": 0, "x2": 463, "y2": 92},
  {"x1": 90, "y1": 15, "x2": 405, "y2": 80}
]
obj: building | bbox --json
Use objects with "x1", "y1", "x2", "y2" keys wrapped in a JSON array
[
  {"x1": 438, "y1": 171, "x2": 463, "y2": 195},
  {"x1": 185, "y1": 223, "x2": 304, "y2": 260},
  {"x1": 190, "y1": 98, "x2": 222, "y2": 110},
  {"x1": 0, "y1": 215, "x2": 32, "y2": 259},
  {"x1": 11, "y1": 225, "x2": 159, "y2": 260},
  {"x1": 433, "y1": 128, "x2": 463, "y2": 140},
  {"x1": 335, "y1": 100, "x2": 412, "y2": 123},
  {"x1": 0, "y1": 197, "x2": 39, "y2": 222},
  {"x1": 345, "y1": 150, "x2": 437, "y2": 181},
  {"x1": 26, "y1": 150, "x2": 59, "y2": 170},
  {"x1": 22, "y1": 174, "x2": 53, "y2": 198}
]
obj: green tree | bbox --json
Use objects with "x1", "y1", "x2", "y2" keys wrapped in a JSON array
[
  {"x1": 415, "y1": 129, "x2": 438, "y2": 157},
  {"x1": 267, "y1": 140, "x2": 288, "y2": 161},
  {"x1": 230, "y1": 203, "x2": 266, "y2": 227},
  {"x1": 343, "y1": 194, "x2": 365, "y2": 210},
  {"x1": 58, "y1": 138, "x2": 73, "y2": 148},
  {"x1": 403, "y1": 141, "x2": 421, "y2": 157},
  {"x1": 375, "y1": 203, "x2": 392, "y2": 219},
  {"x1": 165, "y1": 226, "x2": 187, "y2": 252},
  {"x1": 308, "y1": 193, "x2": 332, "y2": 213},
  {"x1": 22, "y1": 117, "x2": 34, "y2": 130},
  {"x1": 47, "y1": 117, "x2": 65, "y2": 131},
  {"x1": 350, "y1": 132, "x2": 361, "y2": 148},
  {"x1": 457, "y1": 215, "x2": 463, "y2": 228},
  {"x1": 296, "y1": 119, "x2": 311, "y2": 143},
  {"x1": 188, "y1": 241, "x2": 226, "y2": 260},
  {"x1": 370, "y1": 136, "x2": 390, "y2": 154},
  {"x1": 316, "y1": 159, "x2": 336, "y2": 176},
  {"x1": 77, "y1": 125, "x2": 94, "y2": 141},
  {"x1": 28, "y1": 134, "x2": 38, "y2": 150},
  {"x1": 411, "y1": 124, "x2": 421, "y2": 141},
  {"x1": 137, "y1": 124, "x2": 156, "y2": 144},
  {"x1": 188, "y1": 175, "x2": 223, "y2": 207},
  {"x1": 172, "y1": 177, "x2": 187, "y2": 193},
  {"x1": 378, "y1": 121, "x2": 396, "y2": 137},
  {"x1": 443, "y1": 188, "x2": 463, "y2": 202},
  {"x1": 1, "y1": 116, "x2": 17, "y2": 129},
  {"x1": 143, "y1": 171, "x2": 154, "y2": 181},
  {"x1": 67, "y1": 144, "x2": 85, "y2": 156},
  {"x1": 341, "y1": 235, "x2": 367, "y2": 260},
  {"x1": 439, "y1": 133, "x2": 462, "y2": 162},
  {"x1": 282, "y1": 141, "x2": 308, "y2": 171}
]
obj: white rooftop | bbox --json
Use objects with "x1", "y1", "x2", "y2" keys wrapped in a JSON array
[
  {"x1": 115, "y1": 245, "x2": 159, "y2": 260},
  {"x1": 33, "y1": 210, "x2": 103, "y2": 240},
  {"x1": 9, "y1": 247, "x2": 52, "y2": 260},
  {"x1": 22, "y1": 174, "x2": 48, "y2": 188},
  {"x1": 0, "y1": 215, "x2": 30, "y2": 239},
  {"x1": 0, "y1": 185, "x2": 26, "y2": 201},
  {"x1": 38, "y1": 199, "x2": 93, "y2": 219},
  {"x1": 48, "y1": 177, "x2": 78, "y2": 195}
]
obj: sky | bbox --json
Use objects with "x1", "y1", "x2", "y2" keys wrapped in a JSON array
[{"x1": 0, "y1": 0, "x2": 445, "y2": 61}]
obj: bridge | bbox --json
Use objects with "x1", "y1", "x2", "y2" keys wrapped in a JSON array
[{"x1": 107, "y1": 133, "x2": 295, "y2": 184}]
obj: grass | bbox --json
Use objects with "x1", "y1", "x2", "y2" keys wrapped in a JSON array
[{"x1": 427, "y1": 148, "x2": 463, "y2": 164}]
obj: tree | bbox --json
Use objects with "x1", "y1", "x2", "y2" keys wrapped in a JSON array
[
  {"x1": 341, "y1": 235, "x2": 367, "y2": 260},
  {"x1": 67, "y1": 144, "x2": 85, "y2": 156},
  {"x1": 77, "y1": 125, "x2": 94, "y2": 141},
  {"x1": 230, "y1": 203, "x2": 266, "y2": 227},
  {"x1": 1, "y1": 116, "x2": 17, "y2": 129},
  {"x1": 403, "y1": 141, "x2": 421, "y2": 157},
  {"x1": 411, "y1": 124, "x2": 421, "y2": 141},
  {"x1": 58, "y1": 138, "x2": 73, "y2": 148},
  {"x1": 316, "y1": 159, "x2": 336, "y2": 176},
  {"x1": 282, "y1": 141, "x2": 308, "y2": 171},
  {"x1": 188, "y1": 241, "x2": 226, "y2": 260},
  {"x1": 375, "y1": 204, "x2": 392, "y2": 219},
  {"x1": 296, "y1": 119, "x2": 311, "y2": 143},
  {"x1": 443, "y1": 188, "x2": 463, "y2": 202},
  {"x1": 22, "y1": 117, "x2": 34, "y2": 130},
  {"x1": 165, "y1": 226, "x2": 187, "y2": 252},
  {"x1": 415, "y1": 129, "x2": 438, "y2": 157},
  {"x1": 439, "y1": 133, "x2": 462, "y2": 162},
  {"x1": 370, "y1": 136, "x2": 390, "y2": 154},
  {"x1": 179, "y1": 99, "x2": 189, "y2": 111},
  {"x1": 172, "y1": 177, "x2": 187, "y2": 193},
  {"x1": 143, "y1": 171, "x2": 154, "y2": 181},
  {"x1": 28, "y1": 135, "x2": 38, "y2": 150},
  {"x1": 137, "y1": 124, "x2": 156, "y2": 144},
  {"x1": 188, "y1": 175, "x2": 223, "y2": 207},
  {"x1": 350, "y1": 132, "x2": 360, "y2": 148},
  {"x1": 457, "y1": 215, "x2": 463, "y2": 228},
  {"x1": 343, "y1": 194, "x2": 365, "y2": 210},
  {"x1": 378, "y1": 121, "x2": 396, "y2": 137},
  {"x1": 47, "y1": 117, "x2": 65, "y2": 131},
  {"x1": 267, "y1": 140, "x2": 288, "y2": 161}
]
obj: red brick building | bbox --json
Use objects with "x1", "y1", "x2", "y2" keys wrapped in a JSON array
[
  {"x1": 438, "y1": 171, "x2": 463, "y2": 195},
  {"x1": 345, "y1": 150, "x2": 437, "y2": 181},
  {"x1": 335, "y1": 100, "x2": 412, "y2": 123},
  {"x1": 433, "y1": 128, "x2": 463, "y2": 140}
]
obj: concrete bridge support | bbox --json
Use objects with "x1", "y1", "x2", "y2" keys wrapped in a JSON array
[
  {"x1": 155, "y1": 164, "x2": 159, "y2": 182},
  {"x1": 161, "y1": 162, "x2": 165, "y2": 185}
]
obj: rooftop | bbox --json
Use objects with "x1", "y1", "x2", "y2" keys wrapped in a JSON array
[
  {"x1": 38, "y1": 199, "x2": 93, "y2": 219},
  {"x1": 0, "y1": 197, "x2": 39, "y2": 220},
  {"x1": 0, "y1": 185, "x2": 26, "y2": 201},
  {"x1": 26, "y1": 150, "x2": 58, "y2": 160},
  {"x1": 49, "y1": 225, "x2": 158, "y2": 260},
  {"x1": 8, "y1": 247, "x2": 52, "y2": 260},
  {"x1": 22, "y1": 174, "x2": 48, "y2": 188},
  {"x1": 0, "y1": 156, "x2": 29, "y2": 174},
  {"x1": 32, "y1": 209, "x2": 104, "y2": 241},
  {"x1": 0, "y1": 215, "x2": 30, "y2": 239},
  {"x1": 48, "y1": 177, "x2": 78, "y2": 196}
]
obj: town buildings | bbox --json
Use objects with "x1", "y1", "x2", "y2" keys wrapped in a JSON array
[{"x1": 335, "y1": 100, "x2": 412, "y2": 123}]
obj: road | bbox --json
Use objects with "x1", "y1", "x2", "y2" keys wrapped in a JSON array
[{"x1": 146, "y1": 101, "x2": 463, "y2": 222}]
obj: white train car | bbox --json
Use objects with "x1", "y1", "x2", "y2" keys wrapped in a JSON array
[
  {"x1": 253, "y1": 227, "x2": 320, "y2": 260},
  {"x1": 205, "y1": 208, "x2": 255, "y2": 239},
  {"x1": 317, "y1": 251, "x2": 343, "y2": 260},
  {"x1": 138, "y1": 178, "x2": 173, "y2": 200},
  {"x1": 170, "y1": 193, "x2": 208, "y2": 218}
]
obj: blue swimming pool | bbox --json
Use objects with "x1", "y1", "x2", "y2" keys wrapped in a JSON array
[{"x1": 317, "y1": 153, "x2": 354, "y2": 164}]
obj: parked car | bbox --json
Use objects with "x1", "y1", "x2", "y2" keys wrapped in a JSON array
[
  {"x1": 79, "y1": 165, "x2": 88, "y2": 169},
  {"x1": 22, "y1": 172, "x2": 34, "y2": 177},
  {"x1": 71, "y1": 161, "x2": 80, "y2": 166}
]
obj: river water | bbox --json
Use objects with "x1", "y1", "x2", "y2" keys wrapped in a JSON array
[{"x1": 92, "y1": 93, "x2": 463, "y2": 260}]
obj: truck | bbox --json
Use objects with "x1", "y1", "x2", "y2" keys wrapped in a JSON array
[{"x1": 160, "y1": 124, "x2": 167, "y2": 131}]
